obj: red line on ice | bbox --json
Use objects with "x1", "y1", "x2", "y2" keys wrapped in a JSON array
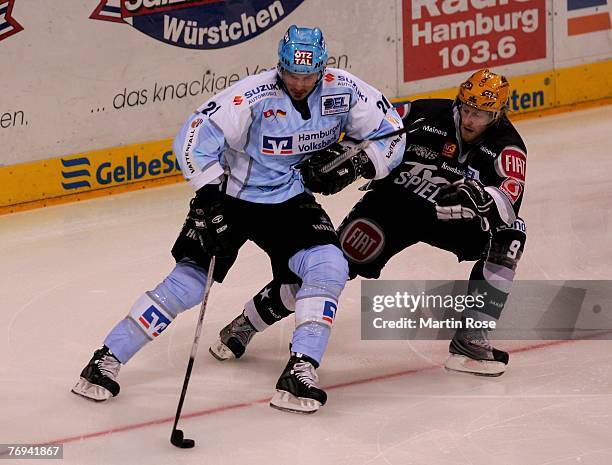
[{"x1": 21, "y1": 332, "x2": 612, "y2": 449}]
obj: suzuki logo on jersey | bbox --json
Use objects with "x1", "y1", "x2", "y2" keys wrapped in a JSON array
[
  {"x1": 496, "y1": 146, "x2": 526, "y2": 182},
  {"x1": 322, "y1": 301, "x2": 337, "y2": 325},
  {"x1": 293, "y1": 49, "x2": 313, "y2": 66},
  {"x1": 321, "y1": 94, "x2": 350, "y2": 116},
  {"x1": 233, "y1": 96, "x2": 244, "y2": 105},
  {"x1": 340, "y1": 218, "x2": 384, "y2": 264},
  {"x1": 336, "y1": 75, "x2": 368, "y2": 102},
  {"x1": 138, "y1": 305, "x2": 171, "y2": 337},
  {"x1": 324, "y1": 73, "x2": 335, "y2": 82},
  {"x1": 262, "y1": 135, "x2": 294, "y2": 155}
]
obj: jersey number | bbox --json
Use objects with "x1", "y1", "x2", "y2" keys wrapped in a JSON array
[
  {"x1": 377, "y1": 95, "x2": 391, "y2": 115},
  {"x1": 507, "y1": 240, "x2": 521, "y2": 259},
  {"x1": 200, "y1": 101, "x2": 221, "y2": 118}
]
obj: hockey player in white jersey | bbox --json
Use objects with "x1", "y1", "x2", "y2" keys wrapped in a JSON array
[{"x1": 71, "y1": 25, "x2": 405, "y2": 413}]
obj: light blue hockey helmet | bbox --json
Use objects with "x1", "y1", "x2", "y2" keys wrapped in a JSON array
[{"x1": 278, "y1": 25, "x2": 328, "y2": 74}]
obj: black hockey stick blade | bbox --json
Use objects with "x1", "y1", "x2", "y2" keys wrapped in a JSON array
[{"x1": 171, "y1": 429, "x2": 195, "y2": 449}]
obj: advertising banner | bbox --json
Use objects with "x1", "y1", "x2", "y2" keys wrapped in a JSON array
[
  {"x1": 89, "y1": 0, "x2": 305, "y2": 49},
  {"x1": 0, "y1": 0, "x2": 23, "y2": 41},
  {"x1": 553, "y1": 0, "x2": 612, "y2": 67},
  {"x1": 402, "y1": 0, "x2": 547, "y2": 82},
  {"x1": 0, "y1": 140, "x2": 179, "y2": 207},
  {"x1": 0, "y1": 1, "x2": 396, "y2": 168},
  {"x1": 0, "y1": 0, "x2": 610, "y2": 211}
]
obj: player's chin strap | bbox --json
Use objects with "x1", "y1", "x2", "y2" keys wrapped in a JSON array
[{"x1": 315, "y1": 118, "x2": 424, "y2": 175}]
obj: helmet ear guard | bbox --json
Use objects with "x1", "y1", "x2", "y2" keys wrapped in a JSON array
[
  {"x1": 457, "y1": 68, "x2": 510, "y2": 121},
  {"x1": 278, "y1": 25, "x2": 328, "y2": 75}
]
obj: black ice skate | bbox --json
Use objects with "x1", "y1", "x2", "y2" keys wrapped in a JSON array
[
  {"x1": 71, "y1": 346, "x2": 121, "y2": 401},
  {"x1": 270, "y1": 353, "x2": 327, "y2": 414},
  {"x1": 444, "y1": 328, "x2": 509, "y2": 377},
  {"x1": 209, "y1": 312, "x2": 257, "y2": 361}
]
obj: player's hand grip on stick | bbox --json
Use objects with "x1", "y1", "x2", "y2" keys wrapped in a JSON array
[
  {"x1": 189, "y1": 184, "x2": 233, "y2": 257},
  {"x1": 299, "y1": 141, "x2": 375, "y2": 195},
  {"x1": 296, "y1": 118, "x2": 421, "y2": 196}
]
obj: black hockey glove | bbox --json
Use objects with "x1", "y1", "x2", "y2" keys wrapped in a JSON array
[
  {"x1": 189, "y1": 184, "x2": 234, "y2": 257},
  {"x1": 435, "y1": 179, "x2": 495, "y2": 228},
  {"x1": 300, "y1": 142, "x2": 375, "y2": 196}
]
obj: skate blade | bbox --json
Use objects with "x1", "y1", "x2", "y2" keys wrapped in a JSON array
[
  {"x1": 444, "y1": 354, "x2": 506, "y2": 377},
  {"x1": 269, "y1": 390, "x2": 321, "y2": 414},
  {"x1": 209, "y1": 340, "x2": 236, "y2": 361},
  {"x1": 71, "y1": 378, "x2": 113, "y2": 401}
]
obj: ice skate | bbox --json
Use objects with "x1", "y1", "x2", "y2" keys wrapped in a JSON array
[
  {"x1": 71, "y1": 346, "x2": 121, "y2": 401},
  {"x1": 444, "y1": 328, "x2": 509, "y2": 377},
  {"x1": 270, "y1": 353, "x2": 327, "y2": 414},
  {"x1": 209, "y1": 312, "x2": 257, "y2": 361}
]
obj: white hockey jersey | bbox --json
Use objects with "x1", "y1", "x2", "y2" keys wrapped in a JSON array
[{"x1": 173, "y1": 68, "x2": 405, "y2": 203}]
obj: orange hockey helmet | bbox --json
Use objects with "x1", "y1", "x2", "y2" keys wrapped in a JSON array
[{"x1": 457, "y1": 69, "x2": 510, "y2": 118}]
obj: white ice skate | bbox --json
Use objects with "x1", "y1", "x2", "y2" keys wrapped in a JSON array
[{"x1": 444, "y1": 328, "x2": 508, "y2": 377}]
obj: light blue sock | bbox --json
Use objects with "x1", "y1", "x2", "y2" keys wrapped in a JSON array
[
  {"x1": 104, "y1": 259, "x2": 207, "y2": 363},
  {"x1": 292, "y1": 322, "x2": 331, "y2": 365},
  {"x1": 288, "y1": 244, "x2": 348, "y2": 366}
]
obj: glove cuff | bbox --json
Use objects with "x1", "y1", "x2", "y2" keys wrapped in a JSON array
[
  {"x1": 353, "y1": 150, "x2": 376, "y2": 179},
  {"x1": 195, "y1": 183, "x2": 224, "y2": 202}
]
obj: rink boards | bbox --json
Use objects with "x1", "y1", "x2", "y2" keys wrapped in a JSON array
[
  {"x1": 2, "y1": 59, "x2": 611, "y2": 215},
  {"x1": 2, "y1": 1, "x2": 611, "y2": 213}
]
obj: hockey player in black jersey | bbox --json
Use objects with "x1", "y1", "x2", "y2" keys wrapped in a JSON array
[{"x1": 210, "y1": 68, "x2": 527, "y2": 377}]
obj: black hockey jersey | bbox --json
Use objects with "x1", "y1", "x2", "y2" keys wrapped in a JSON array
[{"x1": 371, "y1": 99, "x2": 527, "y2": 225}]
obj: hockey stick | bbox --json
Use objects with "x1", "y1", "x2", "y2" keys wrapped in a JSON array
[
  {"x1": 305, "y1": 118, "x2": 424, "y2": 175},
  {"x1": 170, "y1": 250, "x2": 216, "y2": 449}
]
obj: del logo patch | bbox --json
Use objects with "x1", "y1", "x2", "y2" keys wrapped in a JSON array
[
  {"x1": 90, "y1": 0, "x2": 305, "y2": 49},
  {"x1": 321, "y1": 94, "x2": 350, "y2": 116}
]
